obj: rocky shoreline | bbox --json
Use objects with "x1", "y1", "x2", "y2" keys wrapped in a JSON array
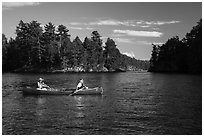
[{"x1": 10, "y1": 65, "x2": 147, "y2": 73}]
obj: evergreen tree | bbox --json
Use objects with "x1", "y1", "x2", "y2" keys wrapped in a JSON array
[
  {"x1": 2, "y1": 20, "x2": 150, "y2": 73},
  {"x1": 72, "y1": 36, "x2": 84, "y2": 67},
  {"x1": 149, "y1": 44, "x2": 159, "y2": 71},
  {"x1": 43, "y1": 22, "x2": 59, "y2": 68},
  {"x1": 15, "y1": 20, "x2": 31, "y2": 67},
  {"x1": 91, "y1": 31, "x2": 104, "y2": 70},
  {"x1": 185, "y1": 19, "x2": 202, "y2": 73},
  {"x1": 57, "y1": 24, "x2": 70, "y2": 54},
  {"x1": 2, "y1": 34, "x2": 8, "y2": 71},
  {"x1": 56, "y1": 24, "x2": 71, "y2": 68},
  {"x1": 104, "y1": 38, "x2": 121, "y2": 70},
  {"x1": 91, "y1": 31, "x2": 103, "y2": 46},
  {"x1": 149, "y1": 19, "x2": 202, "y2": 73},
  {"x1": 83, "y1": 37, "x2": 97, "y2": 70},
  {"x1": 28, "y1": 21, "x2": 45, "y2": 67}
]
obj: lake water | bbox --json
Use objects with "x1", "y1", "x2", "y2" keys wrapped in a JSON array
[{"x1": 2, "y1": 72, "x2": 202, "y2": 135}]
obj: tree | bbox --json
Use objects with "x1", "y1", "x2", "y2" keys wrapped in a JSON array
[
  {"x1": 184, "y1": 19, "x2": 202, "y2": 73},
  {"x1": 91, "y1": 31, "x2": 102, "y2": 46},
  {"x1": 149, "y1": 19, "x2": 202, "y2": 73},
  {"x1": 15, "y1": 20, "x2": 31, "y2": 67},
  {"x1": 83, "y1": 37, "x2": 97, "y2": 70},
  {"x1": 44, "y1": 22, "x2": 56, "y2": 43},
  {"x1": 104, "y1": 38, "x2": 121, "y2": 70},
  {"x1": 149, "y1": 44, "x2": 159, "y2": 71},
  {"x1": 28, "y1": 21, "x2": 45, "y2": 66},
  {"x1": 43, "y1": 22, "x2": 59, "y2": 68},
  {"x1": 2, "y1": 20, "x2": 151, "y2": 73},
  {"x1": 91, "y1": 31, "x2": 104, "y2": 70},
  {"x1": 55, "y1": 24, "x2": 72, "y2": 69},
  {"x1": 57, "y1": 24, "x2": 70, "y2": 54},
  {"x1": 72, "y1": 36, "x2": 84, "y2": 66},
  {"x1": 2, "y1": 34, "x2": 8, "y2": 71}
]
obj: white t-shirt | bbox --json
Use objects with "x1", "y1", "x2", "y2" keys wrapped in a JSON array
[{"x1": 77, "y1": 82, "x2": 83, "y2": 89}]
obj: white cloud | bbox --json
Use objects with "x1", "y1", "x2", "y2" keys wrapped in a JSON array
[
  {"x1": 90, "y1": 19, "x2": 121, "y2": 26},
  {"x1": 152, "y1": 42, "x2": 164, "y2": 45},
  {"x1": 89, "y1": 19, "x2": 180, "y2": 27},
  {"x1": 151, "y1": 27, "x2": 160, "y2": 31},
  {"x1": 70, "y1": 27, "x2": 83, "y2": 30},
  {"x1": 69, "y1": 22, "x2": 83, "y2": 25},
  {"x1": 114, "y1": 29, "x2": 163, "y2": 37},
  {"x1": 136, "y1": 41, "x2": 151, "y2": 45},
  {"x1": 123, "y1": 52, "x2": 135, "y2": 58},
  {"x1": 114, "y1": 38, "x2": 134, "y2": 44},
  {"x1": 136, "y1": 41, "x2": 164, "y2": 45},
  {"x1": 3, "y1": 2, "x2": 40, "y2": 10},
  {"x1": 136, "y1": 20, "x2": 181, "y2": 25},
  {"x1": 110, "y1": 33, "x2": 126, "y2": 37},
  {"x1": 85, "y1": 27, "x2": 93, "y2": 30},
  {"x1": 69, "y1": 26, "x2": 93, "y2": 30},
  {"x1": 89, "y1": 19, "x2": 135, "y2": 27},
  {"x1": 140, "y1": 25, "x2": 151, "y2": 28},
  {"x1": 101, "y1": 36, "x2": 108, "y2": 40},
  {"x1": 67, "y1": 19, "x2": 180, "y2": 32}
]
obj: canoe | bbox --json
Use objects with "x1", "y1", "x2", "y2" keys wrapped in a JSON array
[
  {"x1": 22, "y1": 87, "x2": 74, "y2": 95},
  {"x1": 22, "y1": 86, "x2": 103, "y2": 95},
  {"x1": 70, "y1": 87, "x2": 103, "y2": 95}
]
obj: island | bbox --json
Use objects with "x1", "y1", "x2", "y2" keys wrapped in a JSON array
[{"x1": 2, "y1": 20, "x2": 149, "y2": 73}]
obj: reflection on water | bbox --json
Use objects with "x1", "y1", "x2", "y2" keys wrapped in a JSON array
[
  {"x1": 2, "y1": 72, "x2": 202, "y2": 135},
  {"x1": 74, "y1": 96, "x2": 85, "y2": 119}
]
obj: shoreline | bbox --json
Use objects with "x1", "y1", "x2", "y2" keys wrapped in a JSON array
[{"x1": 3, "y1": 69, "x2": 148, "y2": 74}]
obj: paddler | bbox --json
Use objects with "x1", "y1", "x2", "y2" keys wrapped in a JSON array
[
  {"x1": 37, "y1": 78, "x2": 50, "y2": 90},
  {"x1": 76, "y1": 79, "x2": 88, "y2": 90}
]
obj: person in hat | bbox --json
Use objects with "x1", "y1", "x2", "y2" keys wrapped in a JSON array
[
  {"x1": 76, "y1": 79, "x2": 88, "y2": 90},
  {"x1": 37, "y1": 78, "x2": 50, "y2": 90}
]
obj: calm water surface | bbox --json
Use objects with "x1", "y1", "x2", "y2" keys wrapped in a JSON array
[{"x1": 2, "y1": 72, "x2": 202, "y2": 135}]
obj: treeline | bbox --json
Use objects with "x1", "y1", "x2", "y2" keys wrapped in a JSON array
[
  {"x1": 2, "y1": 20, "x2": 149, "y2": 73},
  {"x1": 149, "y1": 19, "x2": 202, "y2": 74}
]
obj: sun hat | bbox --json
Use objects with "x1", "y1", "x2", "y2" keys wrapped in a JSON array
[{"x1": 39, "y1": 78, "x2": 44, "y2": 81}]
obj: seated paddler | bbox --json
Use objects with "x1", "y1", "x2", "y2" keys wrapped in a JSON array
[
  {"x1": 37, "y1": 78, "x2": 50, "y2": 90},
  {"x1": 76, "y1": 79, "x2": 88, "y2": 90}
]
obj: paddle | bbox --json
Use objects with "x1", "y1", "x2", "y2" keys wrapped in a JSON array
[
  {"x1": 69, "y1": 87, "x2": 82, "y2": 96},
  {"x1": 69, "y1": 90, "x2": 78, "y2": 96}
]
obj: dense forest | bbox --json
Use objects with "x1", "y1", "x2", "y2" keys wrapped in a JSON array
[
  {"x1": 149, "y1": 19, "x2": 202, "y2": 74},
  {"x1": 2, "y1": 20, "x2": 149, "y2": 73}
]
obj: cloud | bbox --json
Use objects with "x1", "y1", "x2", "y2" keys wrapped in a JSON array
[
  {"x1": 136, "y1": 41, "x2": 152, "y2": 45},
  {"x1": 151, "y1": 27, "x2": 160, "y2": 31},
  {"x1": 89, "y1": 19, "x2": 136, "y2": 27},
  {"x1": 110, "y1": 33, "x2": 126, "y2": 37},
  {"x1": 101, "y1": 36, "x2": 108, "y2": 40},
  {"x1": 88, "y1": 19, "x2": 180, "y2": 27},
  {"x1": 140, "y1": 25, "x2": 151, "y2": 28},
  {"x1": 90, "y1": 19, "x2": 121, "y2": 26},
  {"x1": 3, "y1": 2, "x2": 40, "y2": 10},
  {"x1": 114, "y1": 29, "x2": 163, "y2": 37},
  {"x1": 69, "y1": 27, "x2": 83, "y2": 30},
  {"x1": 142, "y1": 20, "x2": 181, "y2": 25},
  {"x1": 85, "y1": 27, "x2": 93, "y2": 30},
  {"x1": 69, "y1": 26, "x2": 93, "y2": 30},
  {"x1": 152, "y1": 42, "x2": 164, "y2": 45},
  {"x1": 114, "y1": 38, "x2": 134, "y2": 44},
  {"x1": 68, "y1": 19, "x2": 180, "y2": 32},
  {"x1": 123, "y1": 52, "x2": 135, "y2": 58},
  {"x1": 69, "y1": 22, "x2": 83, "y2": 25}
]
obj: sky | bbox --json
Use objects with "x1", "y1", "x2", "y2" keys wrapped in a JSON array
[{"x1": 2, "y1": 2, "x2": 202, "y2": 60}]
